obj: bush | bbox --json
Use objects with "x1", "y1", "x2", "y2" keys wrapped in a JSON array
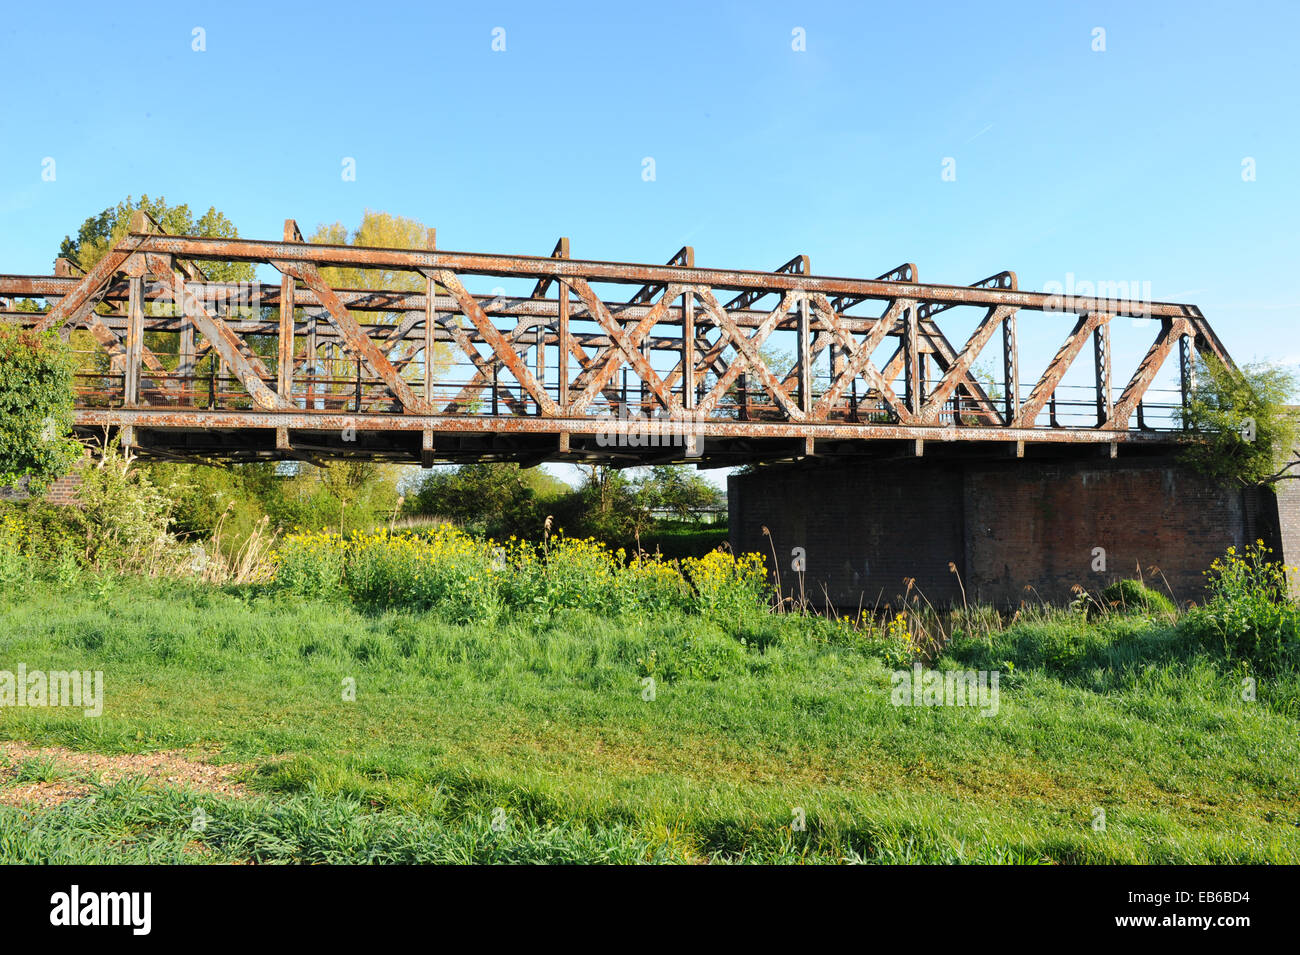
[
  {"x1": 271, "y1": 529, "x2": 771, "y2": 627},
  {"x1": 271, "y1": 530, "x2": 348, "y2": 598},
  {"x1": 0, "y1": 500, "x2": 82, "y2": 562},
  {"x1": 1176, "y1": 356, "x2": 1299, "y2": 488},
  {"x1": 680, "y1": 550, "x2": 770, "y2": 626},
  {"x1": 74, "y1": 443, "x2": 180, "y2": 573},
  {"x1": 0, "y1": 324, "x2": 83, "y2": 491},
  {"x1": 345, "y1": 528, "x2": 502, "y2": 624},
  {"x1": 1182, "y1": 542, "x2": 1300, "y2": 674},
  {"x1": 1097, "y1": 579, "x2": 1177, "y2": 618}
]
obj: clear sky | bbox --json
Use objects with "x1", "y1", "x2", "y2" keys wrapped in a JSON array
[{"x1": 1, "y1": 0, "x2": 1297, "y2": 483}]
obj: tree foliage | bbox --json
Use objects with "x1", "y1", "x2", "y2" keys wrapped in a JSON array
[
  {"x1": 404, "y1": 463, "x2": 723, "y2": 545},
  {"x1": 405, "y1": 463, "x2": 564, "y2": 538},
  {"x1": 59, "y1": 195, "x2": 254, "y2": 283},
  {"x1": 636, "y1": 465, "x2": 723, "y2": 519},
  {"x1": 309, "y1": 210, "x2": 437, "y2": 291},
  {"x1": 307, "y1": 209, "x2": 450, "y2": 380},
  {"x1": 1177, "y1": 356, "x2": 1299, "y2": 488},
  {"x1": 0, "y1": 325, "x2": 82, "y2": 491}
]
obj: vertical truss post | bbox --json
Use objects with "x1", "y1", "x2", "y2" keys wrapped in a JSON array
[
  {"x1": 1094, "y1": 318, "x2": 1112, "y2": 426},
  {"x1": 1003, "y1": 311, "x2": 1018, "y2": 425},
  {"x1": 904, "y1": 304, "x2": 920, "y2": 417},
  {"x1": 424, "y1": 231, "x2": 436, "y2": 407},
  {"x1": 179, "y1": 314, "x2": 195, "y2": 404},
  {"x1": 639, "y1": 336, "x2": 649, "y2": 415},
  {"x1": 797, "y1": 294, "x2": 812, "y2": 414},
  {"x1": 558, "y1": 283, "x2": 570, "y2": 412},
  {"x1": 919, "y1": 353, "x2": 929, "y2": 412},
  {"x1": 682, "y1": 290, "x2": 695, "y2": 411},
  {"x1": 1179, "y1": 333, "x2": 1195, "y2": 428},
  {"x1": 424, "y1": 284, "x2": 436, "y2": 404},
  {"x1": 305, "y1": 312, "x2": 318, "y2": 409},
  {"x1": 535, "y1": 237, "x2": 570, "y2": 413},
  {"x1": 537, "y1": 324, "x2": 546, "y2": 396},
  {"x1": 124, "y1": 275, "x2": 144, "y2": 406},
  {"x1": 278, "y1": 219, "x2": 302, "y2": 401}
]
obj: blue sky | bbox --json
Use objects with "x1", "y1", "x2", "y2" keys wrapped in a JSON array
[{"x1": 1, "y1": 0, "x2": 1297, "y2": 481}]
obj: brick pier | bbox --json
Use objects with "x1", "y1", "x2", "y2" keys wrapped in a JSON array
[{"x1": 729, "y1": 452, "x2": 1298, "y2": 608}]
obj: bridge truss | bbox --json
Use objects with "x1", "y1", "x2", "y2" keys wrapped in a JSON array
[{"x1": 0, "y1": 213, "x2": 1235, "y2": 468}]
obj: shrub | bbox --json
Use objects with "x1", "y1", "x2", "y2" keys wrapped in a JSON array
[
  {"x1": 500, "y1": 535, "x2": 622, "y2": 616},
  {"x1": 0, "y1": 324, "x2": 83, "y2": 491},
  {"x1": 272, "y1": 531, "x2": 348, "y2": 598},
  {"x1": 1097, "y1": 579, "x2": 1176, "y2": 618},
  {"x1": 271, "y1": 528, "x2": 772, "y2": 628},
  {"x1": 74, "y1": 442, "x2": 180, "y2": 574},
  {"x1": 1182, "y1": 542, "x2": 1300, "y2": 674},
  {"x1": 0, "y1": 500, "x2": 81, "y2": 562},
  {"x1": 345, "y1": 527, "x2": 502, "y2": 624},
  {"x1": 1176, "y1": 356, "x2": 1299, "y2": 488},
  {"x1": 680, "y1": 551, "x2": 770, "y2": 626}
]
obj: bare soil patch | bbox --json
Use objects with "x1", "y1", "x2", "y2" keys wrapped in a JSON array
[{"x1": 0, "y1": 741, "x2": 250, "y2": 808}]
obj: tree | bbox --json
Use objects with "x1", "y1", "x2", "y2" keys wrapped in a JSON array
[
  {"x1": 316, "y1": 461, "x2": 402, "y2": 535},
  {"x1": 554, "y1": 465, "x2": 651, "y2": 544},
  {"x1": 307, "y1": 209, "x2": 451, "y2": 391},
  {"x1": 0, "y1": 325, "x2": 83, "y2": 491},
  {"x1": 1177, "y1": 356, "x2": 1300, "y2": 488},
  {"x1": 309, "y1": 210, "x2": 436, "y2": 291},
  {"x1": 60, "y1": 195, "x2": 254, "y2": 283},
  {"x1": 636, "y1": 465, "x2": 723, "y2": 519},
  {"x1": 404, "y1": 463, "x2": 563, "y2": 537}
]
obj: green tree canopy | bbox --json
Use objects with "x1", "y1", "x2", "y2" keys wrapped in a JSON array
[
  {"x1": 405, "y1": 463, "x2": 565, "y2": 537},
  {"x1": 0, "y1": 325, "x2": 82, "y2": 491},
  {"x1": 59, "y1": 195, "x2": 254, "y2": 283},
  {"x1": 1177, "y1": 356, "x2": 1300, "y2": 487},
  {"x1": 636, "y1": 465, "x2": 723, "y2": 519}
]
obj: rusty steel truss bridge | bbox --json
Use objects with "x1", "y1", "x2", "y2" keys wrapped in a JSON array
[{"x1": 0, "y1": 213, "x2": 1235, "y2": 468}]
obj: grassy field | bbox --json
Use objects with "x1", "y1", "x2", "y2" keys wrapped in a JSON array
[
  {"x1": 638, "y1": 520, "x2": 730, "y2": 560},
  {"x1": 2, "y1": 544, "x2": 1298, "y2": 863}
]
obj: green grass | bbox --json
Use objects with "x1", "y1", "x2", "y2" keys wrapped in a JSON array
[
  {"x1": 638, "y1": 520, "x2": 729, "y2": 560},
  {"x1": 1, "y1": 574, "x2": 1298, "y2": 864}
]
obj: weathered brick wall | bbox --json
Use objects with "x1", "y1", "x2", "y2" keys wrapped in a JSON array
[
  {"x1": 42, "y1": 472, "x2": 83, "y2": 505},
  {"x1": 0, "y1": 471, "x2": 82, "y2": 506},
  {"x1": 1275, "y1": 464, "x2": 1300, "y2": 597},
  {"x1": 729, "y1": 460, "x2": 963, "y2": 610},
  {"x1": 730, "y1": 454, "x2": 1289, "y2": 609},
  {"x1": 961, "y1": 459, "x2": 1253, "y2": 605}
]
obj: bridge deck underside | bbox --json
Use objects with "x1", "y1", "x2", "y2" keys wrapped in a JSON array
[{"x1": 71, "y1": 416, "x2": 1188, "y2": 469}]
